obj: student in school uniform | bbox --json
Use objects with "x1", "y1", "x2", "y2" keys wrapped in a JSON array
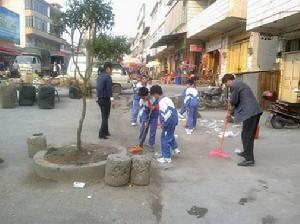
[
  {"x1": 150, "y1": 85, "x2": 180, "y2": 164},
  {"x1": 138, "y1": 87, "x2": 159, "y2": 151}
]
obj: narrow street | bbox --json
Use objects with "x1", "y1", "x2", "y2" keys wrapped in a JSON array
[{"x1": 0, "y1": 86, "x2": 299, "y2": 224}]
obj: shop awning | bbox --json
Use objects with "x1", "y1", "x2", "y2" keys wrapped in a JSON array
[
  {"x1": 150, "y1": 32, "x2": 186, "y2": 49},
  {"x1": 0, "y1": 41, "x2": 21, "y2": 55}
]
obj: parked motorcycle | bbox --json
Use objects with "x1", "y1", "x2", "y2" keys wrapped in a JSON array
[
  {"x1": 199, "y1": 86, "x2": 227, "y2": 111},
  {"x1": 263, "y1": 90, "x2": 300, "y2": 129}
]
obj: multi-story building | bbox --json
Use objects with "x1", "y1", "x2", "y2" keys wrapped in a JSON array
[
  {"x1": 0, "y1": 0, "x2": 68, "y2": 65},
  {"x1": 149, "y1": 0, "x2": 206, "y2": 74},
  {"x1": 247, "y1": 0, "x2": 300, "y2": 104}
]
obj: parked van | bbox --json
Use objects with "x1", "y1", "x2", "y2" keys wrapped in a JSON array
[{"x1": 67, "y1": 56, "x2": 131, "y2": 94}]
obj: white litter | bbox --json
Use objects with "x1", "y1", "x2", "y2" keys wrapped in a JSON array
[
  {"x1": 87, "y1": 195, "x2": 92, "y2": 199},
  {"x1": 73, "y1": 182, "x2": 86, "y2": 188},
  {"x1": 234, "y1": 149, "x2": 242, "y2": 154},
  {"x1": 174, "y1": 134, "x2": 178, "y2": 138}
]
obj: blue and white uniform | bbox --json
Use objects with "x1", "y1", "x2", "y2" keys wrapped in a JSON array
[
  {"x1": 139, "y1": 98, "x2": 159, "y2": 146},
  {"x1": 184, "y1": 87, "x2": 200, "y2": 129},
  {"x1": 159, "y1": 96, "x2": 178, "y2": 159},
  {"x1": 131, "y1": 82, "x2": 151, "y2": 124}
]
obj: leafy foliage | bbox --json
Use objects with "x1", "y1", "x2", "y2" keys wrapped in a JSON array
[{"x1": 90, "y1": 34, "x2": 131, "y2": 62}]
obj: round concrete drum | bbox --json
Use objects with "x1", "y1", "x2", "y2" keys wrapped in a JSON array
[
  {"x1": 105, "y1": 154, "x2": 131, "y2": 187},
  {"x1": 27, "y1": 133, "x2": 47, "y2": 158},
  {"x1": 131, "y1": 155, "x2": 151, "y2": 186}
]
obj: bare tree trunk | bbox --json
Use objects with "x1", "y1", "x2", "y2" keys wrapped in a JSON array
[{"x1": 76, "y1": 79, "x2": 87, "y2": 152}]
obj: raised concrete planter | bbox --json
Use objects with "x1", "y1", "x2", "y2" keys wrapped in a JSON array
[{"x1": 33, "y1": 143, "x2": 126, "y2": 182}]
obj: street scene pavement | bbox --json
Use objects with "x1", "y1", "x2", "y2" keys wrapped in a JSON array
[{"x1": 0, "y1": 85, "x2": 299, "y2": 224}]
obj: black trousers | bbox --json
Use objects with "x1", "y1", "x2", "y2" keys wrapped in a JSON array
[
  {"x1": 242, "y1": 114, "x2": 261, "y2": 161},
  {"x1": 98, "y1": 98, "x2": 111, "y2": 137}
]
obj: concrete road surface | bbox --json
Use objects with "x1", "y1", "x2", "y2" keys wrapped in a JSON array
[{"x1": 0, "y1": 85, "x2": 299, "y2": 224}]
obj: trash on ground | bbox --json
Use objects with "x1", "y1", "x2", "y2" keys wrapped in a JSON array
[
  {"x1": 73, "y1": 182, "x2": 86, "y2": 188},
  {"x1": 201, "y1": 119, "x2": 240, "y2": 138},
  {"x1": 234, "y1": 149, "x2": 242, "y2": 154},
  {"x1": 174, "y1": 134, "x2": 178, "y2": 138},
  {"x1": 87, "y1": 195, "x2": 92, "y2": 199},
  {"x1": 218, "y1": 131, "x2": 239, "y2": 138}
]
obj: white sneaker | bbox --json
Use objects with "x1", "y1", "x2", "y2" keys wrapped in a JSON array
[
  {"x1": 174, "y1": 148, "x2": 181, "y2": 155},
  {"x1": 131, "y1": 122, "x2": 137, "y2": 126},
  {"x1": 186, "y1": 129, "x2": 193, "y2": 135},
  {"x1": 157, "y1": 157, "x2": 172, "y2": 163}
]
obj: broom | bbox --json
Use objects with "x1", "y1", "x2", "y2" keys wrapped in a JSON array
[
  {"x1": 209, "y1": 98, "x2": 231, "y2": 159},
  {"x1": 128, "y1": 110, "x2": 153, "y2": 154}
]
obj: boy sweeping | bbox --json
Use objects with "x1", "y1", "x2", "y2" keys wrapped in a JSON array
[
  {"x1": 150, "y1": 85, "x2": 180, "y2": 163},
  {"x1": 182, "y1": 79, "x2": 200, "y2": 135},
  {"x1": 138, "y1": 87, "x2": 159, "y2": 151}
]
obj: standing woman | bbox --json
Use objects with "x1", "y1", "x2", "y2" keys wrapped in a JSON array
[{"x1": 97, "y1": 62, "x2": 115, "y2": 139}]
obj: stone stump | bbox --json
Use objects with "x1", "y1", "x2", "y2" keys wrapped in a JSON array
[
  {"x1": 105, "y1": 154, "x2": 131, "y2": 187},
  {"x1": 131, "y1": 155, "x2": 151, "y2": 186},
  {"x1": 27, "y1": 133, "x2": 47, "y2": 158},
  {"x1": 176, "y1": 95, "x2": 183, "y2": 109},
  {"x1": 0, "y1": 83, "x2": 17, "y2": 108}
]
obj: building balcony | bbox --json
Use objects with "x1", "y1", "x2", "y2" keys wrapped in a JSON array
[
  {"x1": 25, "y1": 9, "x2": 51, "y2": 22},
  {"x1": 246, "y1": 0, "x2": 300, "y2": 36},
  {"x1": 187, "y1": 0, "x2": 247, "y2": 39},
  {"x1": 25, "y1": 27, "x2": 64, "y2": 44}
]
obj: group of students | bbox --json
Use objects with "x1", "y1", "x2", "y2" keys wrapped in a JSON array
[{"x1": 131, "y1": 76, "x2": 200, "y2": 163}]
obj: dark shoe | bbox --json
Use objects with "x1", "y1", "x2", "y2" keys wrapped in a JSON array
[
  {"x1": 106, "y1": 132, "x2": 111, "y2": 136},
  {"x1": 237, "y1": 152, "x2": 246, "y2": 158},
  {"x1": 99, "y1": 136, "x2": 109, "y2": 140},
  {"x1": 238, "y1": 160, "x2": 255, "y2": 167},
  {"x1": 0, "y1": 158, "x2": 4, "y2": 163}
]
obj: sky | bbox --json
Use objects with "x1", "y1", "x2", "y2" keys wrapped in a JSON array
[
  {"x1": 59, "y1": 0, "x2": 142, "y2": 38},
  {"x1": 111, "y1": 0, "x2": 142, "y2": 38}
]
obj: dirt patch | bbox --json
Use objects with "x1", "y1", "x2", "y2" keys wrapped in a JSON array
[
  {"x1": 44, "y1": 144, "x2": 119, "y2": 165},
  {"x1": 187, "y1": 206, "x2": 208, "y2": 218},
  {"x1": 262, "y1": 215, "x2": 277, "y2": 224}
]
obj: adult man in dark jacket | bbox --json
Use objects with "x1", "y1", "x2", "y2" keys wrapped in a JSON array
[
  {"x1": 222, "y1": 74, "x2": 262, "y2": 167},
  {"x1": 97, "y1": 62, "x2": 115, "y2": 139}
]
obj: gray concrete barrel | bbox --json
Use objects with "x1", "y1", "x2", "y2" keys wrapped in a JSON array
[
  {"x1": 0, "y1": 82, "x2": 17, "y2": 108},
  {"x1": 27, "y1": 133, "x2": 47, "y2": 158},
  {"x1": 130, "y1": 155, "x2": 151, "y2": 186},
  {"x1": 105, "y1": 154, "x2": 131, "y2": 187}
]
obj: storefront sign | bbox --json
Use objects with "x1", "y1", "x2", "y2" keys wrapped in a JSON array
[
  {"x1": 190, "y1": 45, "x2": 202, "y2": 52},
  {"x1": 0, "y1": 7, "x2": 20, "y2": 44}
]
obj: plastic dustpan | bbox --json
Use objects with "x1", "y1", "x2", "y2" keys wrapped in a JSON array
[{"x1": 128, "y1": 145, "x2": 143, "y2": 154}]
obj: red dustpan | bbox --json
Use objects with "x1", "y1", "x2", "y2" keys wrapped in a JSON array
[{"x1": 209, "y1": 118, "x2": 230, "y2": 159}]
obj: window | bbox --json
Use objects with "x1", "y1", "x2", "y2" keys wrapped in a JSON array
[
  {"x1": 25, "y1": 16, "x2": 48, "y2": 33},
  {"x1": 25, "y1": 0, "x2": 49, "y2": 17},
  {"x1": 286, "y1": 39, "x2": 300, "y2": 52}
]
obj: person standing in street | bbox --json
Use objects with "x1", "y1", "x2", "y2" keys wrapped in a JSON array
[
  {"x1": 97, "y1": 62, "x2": 115, "y2": 140},
  {"x1": 222, "y1": 74, "x2": 262, "y2": 167}
]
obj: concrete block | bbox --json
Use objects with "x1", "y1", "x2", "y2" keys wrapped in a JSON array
[
  {"x1": 27, "y1": 133, "x2": 47, "y2": 158},
  {"x1": 0, "y1": 83, "x2": 17, "y2": 108},
  {"x1": 130, "y1": 155, "x2": 151, "y2": 186},
  {"x1": 105, "y1": 154, "x2": 131, "y2": 187}
]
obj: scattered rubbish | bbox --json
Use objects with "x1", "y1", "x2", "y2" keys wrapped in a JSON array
[
  {"x1": 174, "y1": 134, "x2": 178, "y2": 138},
  {"x1": 234, "y1": 148, "x2": 242, "y2": 154},
  {"x1": 73, "y1": 182, "x2": 86, "y2": 188},
  {"x1": 87, "y1": 195, "x2": 92, "y2": 199},
  {"x1": 218, "y1": 131, "x2": 239, "y2": 138}
]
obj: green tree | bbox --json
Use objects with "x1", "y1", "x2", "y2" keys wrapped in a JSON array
[
  {"x1": 91, "y1": 34, "x2": 131, "y2": 62},
  {"x1": 61, "y1": 0, "x2": 114, "y2": 152}
]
